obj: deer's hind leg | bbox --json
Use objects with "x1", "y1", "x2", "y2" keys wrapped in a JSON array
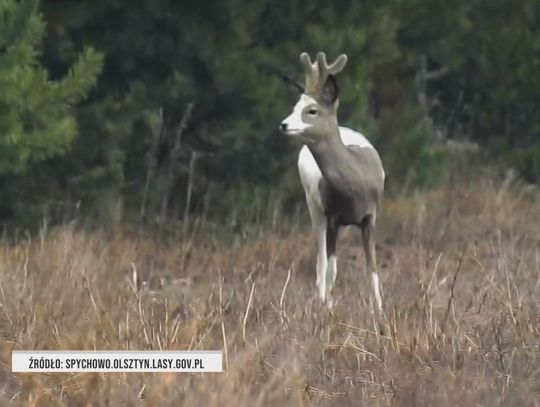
[{"x1": 360, "y1": 215, "x2": 383, "y2": 313}]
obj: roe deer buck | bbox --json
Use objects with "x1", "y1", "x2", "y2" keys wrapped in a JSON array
[{"x1": 280, "y1": 52, "x2": 385, "y2": 312}]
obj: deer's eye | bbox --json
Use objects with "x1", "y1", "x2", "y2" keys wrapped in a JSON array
[{"x1": 307, "y1": 108, "x2": 318, "y2": 116}]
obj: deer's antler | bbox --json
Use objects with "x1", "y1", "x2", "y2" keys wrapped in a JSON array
[{"x1": 300, "y1": 52, "x2": 348, "y2": 94}]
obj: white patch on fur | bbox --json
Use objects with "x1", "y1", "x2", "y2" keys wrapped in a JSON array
[{"x1": 281, "y1": 95, "x2": 316, "y2": 135}]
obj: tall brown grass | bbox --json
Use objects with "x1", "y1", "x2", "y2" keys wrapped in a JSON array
[{"x1": 0, "y1": 177, "x2": 539, "y2": 406}]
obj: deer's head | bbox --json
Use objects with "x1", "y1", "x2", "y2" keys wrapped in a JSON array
[{"x1": 280, "y1": 52, "x2": 348, "y2": 144}]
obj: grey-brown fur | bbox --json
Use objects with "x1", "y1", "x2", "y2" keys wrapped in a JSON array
[
  {"x1": 314, "y1": 142, "x2": 384, "y2": 227},
  {"x1": 298, "y1": 72, "x2": 384, "y2": 228}
]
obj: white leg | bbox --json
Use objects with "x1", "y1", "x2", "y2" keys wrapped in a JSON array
[
  {"x1": 325, "y1": 221, "x2": 338, "y2": 308},
  {"x1": 314, "y1": 216, "x2": 327, "y2": 302},
  {"x1": 306, "y1": 198, "x2": 327, "y2": 302},
  {"x1": 371, "y1": 270, "x2": 382, "y2": 312},
  {"x1": 361, "y1": 216, "x2": 383, "y2": 313},
  {"x1": 326, "y1": 254, "x2": 337, "y2": 308}
]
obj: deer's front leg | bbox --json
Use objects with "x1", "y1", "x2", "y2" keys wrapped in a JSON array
[
  {"x1": 325, "y1": 221, "x2": 339, "y2": 308},
  {"x1": 314, "y1": 214, "x2": 328, "y2": 302},
  {"x1": 305, "y1": 197, "x2": 328, "y2": 303}
]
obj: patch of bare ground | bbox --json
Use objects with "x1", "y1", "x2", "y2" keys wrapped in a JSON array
[{"x1": 0, "y1": 177, "x2": 538, "y2": 406}]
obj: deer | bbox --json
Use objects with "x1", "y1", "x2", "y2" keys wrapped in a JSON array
[{"x1": 279, "y1": 52, "x2": 385, "y2": 313}]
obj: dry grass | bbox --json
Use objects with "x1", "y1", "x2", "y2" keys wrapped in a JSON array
[{"x1": 0, "y1": 177, "x2": 539, "y2": 406}]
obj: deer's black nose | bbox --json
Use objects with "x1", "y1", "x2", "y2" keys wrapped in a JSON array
[{"x1": 280, "y1": 122, "x2": 288, "y2": 132}]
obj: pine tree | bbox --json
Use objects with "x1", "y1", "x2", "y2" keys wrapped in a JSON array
[{"x1": 0, "y1": 0, "x2": 102, "y2": 174}]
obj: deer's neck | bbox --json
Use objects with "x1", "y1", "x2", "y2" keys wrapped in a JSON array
[{"x1": 307, "y1": 129, "x2": 356, "y2": 197}]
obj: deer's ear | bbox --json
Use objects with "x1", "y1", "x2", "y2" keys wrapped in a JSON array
[
  {"x1": 321, "y1": 75, "x2": 339, "y2": 105},
  {"x1": 279, "y1": 73, "x2": 304, "y2": 96},
  {"x1": 288, "y1": 79, "x2": 305, "y2": 95}
]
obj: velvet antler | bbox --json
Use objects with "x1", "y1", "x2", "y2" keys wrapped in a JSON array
[{"x1": 300, "y1": 52, "x2": 348, "y2": 95}]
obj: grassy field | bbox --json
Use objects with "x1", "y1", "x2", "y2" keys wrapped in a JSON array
[{"x1": 0, "y1": 176, "x2": 539, "y2": 406}]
